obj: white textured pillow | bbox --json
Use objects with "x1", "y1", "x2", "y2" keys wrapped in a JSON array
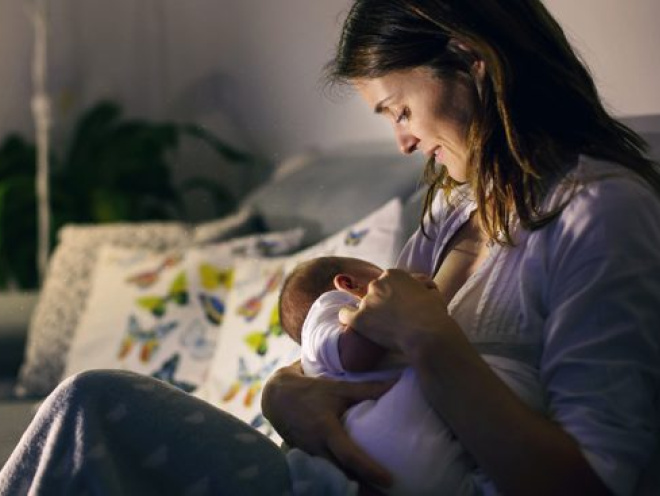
[
  {"x1": 15, "y1": 210, "x2": 260, "y2": 399},
  {"x1": 192, "y1": 206, "x2": 257, "y2": 244},
  {"x1": 195, "y1": 199, "x2": 404, "y2": 442},
  {"x1": 61, "y1": 229, "x2": 304, "y2": 393},
  {"x1": 15, "y1": 222, "x2": 190, "y2": 398}
]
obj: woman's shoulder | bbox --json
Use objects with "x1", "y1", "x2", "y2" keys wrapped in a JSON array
[
  {"x1": 541, "y1": 156, "x2": 660, "y2": 254},
  {"x1": 548, "y1": 156, "x2": 659, "y2": 215}
]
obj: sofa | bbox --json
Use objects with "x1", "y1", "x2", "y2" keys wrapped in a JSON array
[
  {"x1": 1, "y1": 116, "x2": 659, "y2": 479},
  {"x1": 0, "y1": 139, "x2": 426, "y2": 468}
]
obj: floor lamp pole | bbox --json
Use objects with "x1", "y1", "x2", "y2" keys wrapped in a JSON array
[{"x1": 29, "y1": 0, "x2": 52, "y2": 285}]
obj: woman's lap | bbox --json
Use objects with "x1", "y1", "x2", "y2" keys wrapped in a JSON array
[{"x1": 0, "y1": 370, "x2": 291, "y2": 496}]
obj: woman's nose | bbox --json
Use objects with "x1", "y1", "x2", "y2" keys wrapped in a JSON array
[{"x1": 394, "y1": 127, "x2": 419, "y2": 154}]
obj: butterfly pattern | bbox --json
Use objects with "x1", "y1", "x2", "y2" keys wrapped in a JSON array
[
  {"x1": 117, "y1": 315, "x2": 178, "y2": 363},
  {"x1": 222, "y1": 357, "x2": 280, "y2": 408},
  {"x1": 198, "y1": 293, "x2": 226, "y2": 326},
  {"x1": 244, "y1": 305, "x2": 284, "y2": 356},
  {"x1": 230, "y1": 239, "x2": 282, "y2": 258},
  {"x1": 237, "y1": 268, "x2": 284, "y2": 322},
  {"x1": 199, "y1": 263, "x2": 233, "y2": 291},
  {"x1": 179, "y1": 319, "x2": 216, "y2": 361},
  {"x1": 344, "y1": 228, "x2": 369, "y2": 246},
  {"x1": 250, "y1": 412, "x2": 274, "y2": 438},
  {"x1": 151, "y1": 353, "x2": 196, "y2": 393},
  {"x1": 125, "y1": 254, "x2": 183, "y2": 289},
  {"x1": 136, "y1": 271, "x2": 188, "y2": 318},
  {"x1": 255, "y1": 239, "x2": 282, "y2": 257}
]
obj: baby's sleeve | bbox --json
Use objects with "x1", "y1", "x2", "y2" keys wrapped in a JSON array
[{"x1": 300, "y1": 291, "x2": 360, "y2": 377}]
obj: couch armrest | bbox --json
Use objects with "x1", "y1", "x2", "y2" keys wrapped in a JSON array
[{"x1": 0, "y1": 292, "x2": 39, "y2": 378}]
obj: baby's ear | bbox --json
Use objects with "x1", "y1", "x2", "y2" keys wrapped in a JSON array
[{"x1": 333, "y1": 274, "x2": 358, "y2": 294}]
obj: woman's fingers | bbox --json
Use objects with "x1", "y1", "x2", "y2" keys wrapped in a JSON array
[
  {"x1": 334, "y1": 376, "x2": 399, "y2": 403},
  {"x1": 411, "y1": 272, "x2": 438, "y2": 289},
  {"x1": 325, "y1": 422, "x2": 393, "y2": 488},
  {"x1": 262, "y1": 362, "x2": 398, "y2": 487},
  {"x1": 338, "y1": 304, "x2": 358, "y2": 327}
]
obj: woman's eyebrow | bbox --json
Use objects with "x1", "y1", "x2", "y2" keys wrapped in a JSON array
[{"x1": 374, "y1": 95, "x2": 395, "y2": 114}]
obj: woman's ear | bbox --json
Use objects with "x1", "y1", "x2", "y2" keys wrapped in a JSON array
[
  {"x1": 448, "y1": 38, "x2": 486, "y2": 95},
  {"x1": 472, "y1": 59, "x2": 486, "y2": 99}
]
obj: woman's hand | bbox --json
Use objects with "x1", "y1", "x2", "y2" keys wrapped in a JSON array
[
  {"x1": 261, "y1": 361, "x2": 396, "y2": 488},
  {"x1": 339, "y1": 269, "x2": 450, "y2": 354}
]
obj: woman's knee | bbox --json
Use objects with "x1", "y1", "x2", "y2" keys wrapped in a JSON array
[{"x1": 51, "y1": 369, "x2": 143, "y2": 406}]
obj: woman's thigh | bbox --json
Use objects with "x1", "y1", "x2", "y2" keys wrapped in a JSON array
[{"x1": 1, "y1": 370, "x2": 291, "y2": 496}]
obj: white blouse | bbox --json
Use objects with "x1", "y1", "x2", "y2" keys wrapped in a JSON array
[{"x1": 396, "y1": 157, "x2": 660, "y2": 496}]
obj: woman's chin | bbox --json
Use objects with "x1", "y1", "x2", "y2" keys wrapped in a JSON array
[{"x1": 444, "y1": 165, "x2": 468, "y2": 183}]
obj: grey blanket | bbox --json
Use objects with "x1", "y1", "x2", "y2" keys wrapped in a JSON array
[{"x1": 0, "y1": 370, "x2": 291, "y2": 496}]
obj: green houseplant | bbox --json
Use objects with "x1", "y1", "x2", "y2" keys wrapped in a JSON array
[{"x1": 0, "y1": 100, "x2": 263, "y2": 290}]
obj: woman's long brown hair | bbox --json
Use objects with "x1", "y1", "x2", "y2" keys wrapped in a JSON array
[{"x1": 325, "y1": 0, "x2": 660, "y2": 243}]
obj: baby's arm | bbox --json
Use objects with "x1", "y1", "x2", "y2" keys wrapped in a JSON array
[
  {"x1": 338, "y1": 327, "x2": 387, "y2": 373},
  {"x1": 339, "y1": 271, "x2": 435, "y2": 372},
  {"x1": 302, "y1": 291, "x2": 389, "y2": 377}
]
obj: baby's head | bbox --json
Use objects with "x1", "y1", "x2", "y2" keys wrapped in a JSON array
[{"x1": 279, "y1": 256, "x2": 382, "y2": 344}]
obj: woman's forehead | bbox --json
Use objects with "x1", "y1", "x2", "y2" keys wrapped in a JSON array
[{"x1": 353, "y1": 67, "x2": 438, "y2": 109}]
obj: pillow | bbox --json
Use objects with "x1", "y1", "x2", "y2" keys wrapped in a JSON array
[
  {"x1": 191, "y1": 206, "x2": 260, "y2": 244},
  {"x1": 241, "y1": 142, "x2": 422, "y2": 246},
  {"x1": 61, "y1": 229, "x2": 305, "y2": 392},
  {"x1": 195, "y1": 199, "x2": 404, "y2": 443},
  {"x1": 15, "y1": 222, "x2": 190, "y2": 398},
  {"x1": 15, "y1": 210, "x2": 263, "y2": 399}
]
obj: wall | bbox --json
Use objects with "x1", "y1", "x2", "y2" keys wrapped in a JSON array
[
  {"x1": 0, "y1": 0, "x2": 658, "y2": 213},
  {"x1": 545, "y1": 0, "x2": 660, "y2": 118}
]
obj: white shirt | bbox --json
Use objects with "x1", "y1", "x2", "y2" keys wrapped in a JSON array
[
  {"x1": 397, "y1": 157, "x2": 660, "y2": 496},
  {"x1": 300, "y1": 291, "x2": 545, "y2": 496}
]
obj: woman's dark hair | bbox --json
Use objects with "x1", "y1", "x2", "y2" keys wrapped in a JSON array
[{"x1": 326, "y1": 0, "x2": 660, "y2": 243}]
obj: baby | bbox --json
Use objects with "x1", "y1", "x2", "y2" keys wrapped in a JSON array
[{"x1": 279, "y1": 256, "x2": 546, "y2": 496}]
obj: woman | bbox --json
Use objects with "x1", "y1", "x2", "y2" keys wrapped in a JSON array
[
  {"x1": 1, "y1": 0, "x2": 658, "y2": 495},
  {"x1": 262, "y1": 0, "x2": 660, "y2": 495}
]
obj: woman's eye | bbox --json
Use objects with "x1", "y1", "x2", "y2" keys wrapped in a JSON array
[{"x1": 395, "y1": 108, "x2": 410, "y2": 124}]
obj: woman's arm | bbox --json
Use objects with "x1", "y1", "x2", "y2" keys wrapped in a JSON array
[
  {"x1": 341, "y1": 173, "x2": 660, "y2": 496},
  {"x1": 409, "y1": 318, "x2": 612, "y2": 496},
  {"x1": 261, "y1": 361, "x2": 396, "y2": 488},
  {"x1": 340, "y1": 269, "x2": 613, "y2": 496}
]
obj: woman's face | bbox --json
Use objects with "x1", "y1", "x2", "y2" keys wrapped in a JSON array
[{"x1": 355, "y1": 66, "x2": 476, "y2": 182}]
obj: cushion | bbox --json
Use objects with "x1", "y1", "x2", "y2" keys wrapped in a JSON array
[
  {"x1": 15, "y1": 222, "x2": 190, "y2": 398},
  {"x1": 61, "y1": 229, "x2": 305, "y2": 392},
  {"x1": 194, "y1": 199, "x2": 404, "y2": 443},
  {"x1": 241, "y1": 142, "x2": 422, "y2": 246},
  {"x1": 191, "y1": 206, "x2": 259, "y2": 244},
  {"x1": 16, "y1": 210, "x2": 259, "y2": 399}
]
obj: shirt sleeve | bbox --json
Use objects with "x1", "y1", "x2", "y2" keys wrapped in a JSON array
[
  {"x1": 300, "y1": 291, "x2": 360, "y2": 377},
  {"x1": 539, "y1": 173, "x2": 660, "y2": 496}
]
